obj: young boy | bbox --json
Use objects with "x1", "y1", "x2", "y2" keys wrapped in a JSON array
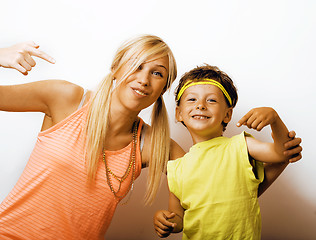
[{"x1": 153, "y1": 64, "x2": 293, "y2": 239}]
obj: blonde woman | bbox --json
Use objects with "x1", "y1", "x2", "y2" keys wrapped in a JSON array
[{"x1": 0, "y1": 36, "x2": 302, "y2": 240}]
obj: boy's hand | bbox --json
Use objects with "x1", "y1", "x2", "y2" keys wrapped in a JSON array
[
  {"x1": 153, "y1": 210, "x2": 176, "y2": 238},
  {"x1": 0, "y1": 41, "x2": 55, "y2": 75},
  {"x1": 237, "y1": 107, "x2": 278, "y2": 131},
  {"x1": 283, "y1": 130, "x2": 302, "y2": 163}
]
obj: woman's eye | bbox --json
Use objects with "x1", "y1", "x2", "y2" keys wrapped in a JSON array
[
  {"x1": 153, "y1": 71, "x2": 163, "y2": 77},
  {"x1": 137, "y1": 65, "x2": 143, "y2": 71},
  {"x1": 207, "y1": 99, "x2": 216, "y2": 103},
  {"x1": 187, "y1": 98, "x2": 196, "y2": 102}
]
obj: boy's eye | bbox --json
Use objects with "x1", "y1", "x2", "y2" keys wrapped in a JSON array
[
  {"x1": 187, "y1": 98, "x2": 196, "y2": 102},
  {"x1": 207, "y1": 99, "x2": 216, "y2": 103},
  {"x1": 153, "y1": 71, "x2": 163, "y2": 77}
]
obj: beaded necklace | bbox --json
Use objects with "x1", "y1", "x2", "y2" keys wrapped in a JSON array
[{"x1": 103, "y1": 119, "x2": 138, "y2": 201}]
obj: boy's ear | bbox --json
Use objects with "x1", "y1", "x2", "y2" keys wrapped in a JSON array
[
  {"x1": 175, "y1": 106, "x2": 183, "y2": 122},
  {"x1": 223, "y1": 108, "x2": 233, "y2": 124}
]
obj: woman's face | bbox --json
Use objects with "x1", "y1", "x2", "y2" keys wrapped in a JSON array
[{"x1": 112, "y1": 54, "x2": 169, "y2": 113}]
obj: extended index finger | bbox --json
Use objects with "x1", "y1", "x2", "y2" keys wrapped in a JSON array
[
  {"x1": 237, "y1": 110, "x2": 253, "y2": 127},
  {"x1": 26, "y1": 46, "x2": 56, "y2": 64}
]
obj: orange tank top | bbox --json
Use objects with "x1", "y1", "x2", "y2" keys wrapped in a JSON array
[{"x1": 0, "y1": 102, "x2": 143, "y2": 240}]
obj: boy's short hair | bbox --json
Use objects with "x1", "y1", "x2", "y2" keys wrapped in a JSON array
[{"x1": 175, "y1": 64, "x2": 238, "y2": 131}]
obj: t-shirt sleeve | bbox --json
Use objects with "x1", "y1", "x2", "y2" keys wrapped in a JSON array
[
  {"x1": 167, "y1": 159, "x2": 181, "y2": 199},
  {"x1": 243, "y1": 131, "x2": 264, "y2": 183}
]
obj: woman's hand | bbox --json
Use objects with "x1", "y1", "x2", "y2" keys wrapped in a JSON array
[{"x1": 0, "y1": 41, "x2": 55, "y2": 75}]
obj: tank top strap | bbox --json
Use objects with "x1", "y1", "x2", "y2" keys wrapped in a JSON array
[
  {"x1": 139, "y1": 122, "x2": 147, "y2": 152},
  {"x1": 77, "y1": 89, "x2": 88, "y2": 110},
  {"x1": 137, "y1": 118, "x2": 144, "y2": 147}
]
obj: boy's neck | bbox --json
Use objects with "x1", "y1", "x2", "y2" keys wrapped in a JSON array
[{"x1": 191, "y1": 131, "x2": 223, "y2": 145}]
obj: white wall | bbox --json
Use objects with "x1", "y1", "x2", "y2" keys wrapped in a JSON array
[{"x1": 0, "y1": 0, "x2": 315, "y2": 239}]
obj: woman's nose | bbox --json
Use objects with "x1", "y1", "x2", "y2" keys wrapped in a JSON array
[{"x1": 137, "y1": 71, "x2": 150, "y2": 86}]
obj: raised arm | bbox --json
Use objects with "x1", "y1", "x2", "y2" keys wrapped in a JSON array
[
  {"x1": 258, "y1": 131, "x2": 302, "y2": 196},
  {"x1": 237, "y1": 107, "x2": 291, "y2": 163},
  {"x1": 0, "y1": 41, "x2": 83, "y2": 124}
]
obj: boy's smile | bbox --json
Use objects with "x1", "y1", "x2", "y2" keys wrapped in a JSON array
[{"x1": 176, "y1": 84, "x2": 232, "y2": 144}]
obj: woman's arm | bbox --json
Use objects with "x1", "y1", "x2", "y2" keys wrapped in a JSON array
[
  {"x1": 0, "y1": 41, "x2": 83, "y2": 125},
  {"x1": 170, "y1": 139, "x2": 186, "y2": 161},
  {"x1": 0, "y1": 80, "x2": 82, "y2": 114},
  {"x1": 141, "y1": 135, "x2": 185, "y2": 168}
]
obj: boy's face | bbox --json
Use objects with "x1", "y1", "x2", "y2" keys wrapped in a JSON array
[{"x1": 176, "y1": 84, "x2": 232, "y2": 144}]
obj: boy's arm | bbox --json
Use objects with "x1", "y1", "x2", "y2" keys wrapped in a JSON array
[
  {"x1": 258, "y1": 130, "x2": 302, "y2": 196},
  {"x1": 238, "y1": 107, "x2": 291, "y2": 163},
  {"x1": 153, "y1": 192, "x2": 184, "y2": 238},
  {"x1": 168, "y1": 192, "x2": 184, "y2": 233},
  {"x1": 258, "y1": 162, "x2": 288, "y2": 196}
]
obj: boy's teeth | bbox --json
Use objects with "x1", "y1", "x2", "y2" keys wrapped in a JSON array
[
  {"x1": 193, "y1": 116, "x2": 208, "y2": 119},
  {"x1": 135, "y1": 89, "x2": 146, "y2": 96}
]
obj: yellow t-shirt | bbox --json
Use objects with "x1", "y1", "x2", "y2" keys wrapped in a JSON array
[{"x1": 167, "y1": 132, "x2": 264, "y2": 240}]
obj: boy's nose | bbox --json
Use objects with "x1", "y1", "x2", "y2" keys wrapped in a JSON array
[{"x1": 196, "y1": 101, "x2": 206, "y2": 110}]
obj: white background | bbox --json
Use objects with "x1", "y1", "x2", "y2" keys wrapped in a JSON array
[{"x1": 0, "y1": 0, "x2": 315, "y2": 239}]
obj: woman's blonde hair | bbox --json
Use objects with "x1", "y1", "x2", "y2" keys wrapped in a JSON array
[{"x1": 85, "y1": 35, "x2": 177, "y2": 204}]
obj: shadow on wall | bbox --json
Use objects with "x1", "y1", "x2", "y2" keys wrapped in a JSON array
[
  {"x1": 260, "y1": 175, "x2": 316, "y2": 240},
  {"x1": 105, "y1": 168, "x2": 182, "y2": 240},
  {"x1": 106, "y1": 119, "x2": 315, "y2": 240},
  {"x1": 105, "y1": 165, "x2": 316, "y2": 240}
]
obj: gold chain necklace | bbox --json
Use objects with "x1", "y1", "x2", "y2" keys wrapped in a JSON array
[{"x1": 103, "y1": 119, "x2": 138, "y2": 200}]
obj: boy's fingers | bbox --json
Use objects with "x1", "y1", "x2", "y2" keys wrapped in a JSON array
[
  {"x1": 155, "y1": 221, "x2": 170, "y2": 230},
  {"x1": 249, "y1": 118, "x2": 261, "y2": 130},
  {"x1": 284, "y1": 137, "x2": 302, "y2": 149},
  {"x1": 156, "y1": 229, "x2": 170, "y2": 238},
  {"x1": 154, "y1": 223, "x2": 172, "y2": 237},
  {"x1": 162, "y1": 218, "x2": 175, "y2": 228},
  {"x1": 256, "y1": 122, "x2": 265, "y2": 131},
  {"x1": 284, "y1": 146, "x2": 303, "y2": 157},
  {"x1": 288, "y1": 130, "x2": 296, "y2": 139},
  {"x1": 165, "y1": 212, "x2": 176, "y2": 219},
  {"x1": 237, "y1": 112, "x2": 252, "y2": 127},
  {"x1": 289, "y1": 153, "x2": 302, "y2": 163}
]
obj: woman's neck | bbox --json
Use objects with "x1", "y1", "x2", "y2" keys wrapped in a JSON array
[{"x1": 108, "y1": 101, "x2": 140, "y2": 136}]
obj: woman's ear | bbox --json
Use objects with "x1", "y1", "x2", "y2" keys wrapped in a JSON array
[{"x1": 223, "y1": 107, "x2": 233, "y2": 124}]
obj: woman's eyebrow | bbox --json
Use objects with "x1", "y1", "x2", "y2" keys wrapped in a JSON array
[{"x1": 156, "y1": 64, "x2": 167, "y2": 71}]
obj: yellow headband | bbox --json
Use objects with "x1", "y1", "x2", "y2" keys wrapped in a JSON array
[{"x1": 177, "y1": 79, "x2": 232, "y2": 106}]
